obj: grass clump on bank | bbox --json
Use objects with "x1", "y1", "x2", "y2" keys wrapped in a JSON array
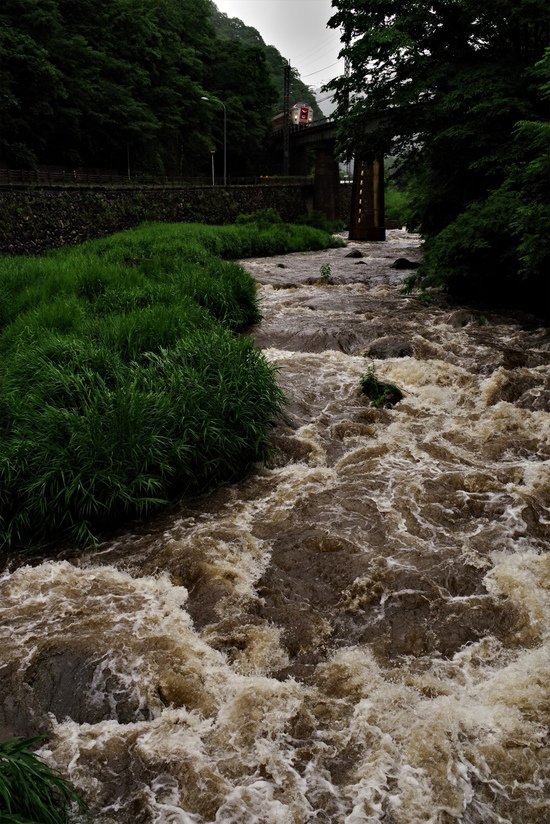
[
  {"x1": 0, "y1": 736, "x2": 87, "y2": 824},
  {"x1": 0, "y1": 220, "x2": 342, "y2": 550}
]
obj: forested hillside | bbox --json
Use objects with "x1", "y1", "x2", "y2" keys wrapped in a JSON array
[
  {"x1": 209, "y1": 4, "x2": 323, "y2": 120},
  {"x1": 0, "y1": 0, "x2": 317, "y2": 177}
]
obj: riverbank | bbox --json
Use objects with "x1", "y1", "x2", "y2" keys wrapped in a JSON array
[{"x1": 0, "y1": 220, "x2": 344, "y2": 550}]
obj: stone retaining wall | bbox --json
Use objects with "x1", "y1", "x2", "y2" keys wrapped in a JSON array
[{"x1": 0, "y1": 183, "x2": 351, "y2": 256}]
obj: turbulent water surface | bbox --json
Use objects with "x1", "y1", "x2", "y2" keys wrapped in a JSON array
[{"x1": 2, "y1": 230, "x2": 550, "y2": 823}]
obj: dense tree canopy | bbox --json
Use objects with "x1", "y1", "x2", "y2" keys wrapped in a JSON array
[
  {"x1": 202, "y1": 38, "x2": 278, "y2": 175},
  {"x1": 208, "y1": 5, "x2": 323, "y2": 119},
  {"x1": 0, "y1": 0, "x2": 288, "y2": 176},
  {"x1": 328, "y1": 0, "x2": 549, "y2": 315}
]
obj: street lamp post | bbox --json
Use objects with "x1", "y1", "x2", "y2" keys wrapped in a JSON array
[
  {"x1": 210, "y1": 149, "x2": 215, "y2": 186},
  {"x1": 201, "y1": 96, "x2": 227, "y2": 186}
]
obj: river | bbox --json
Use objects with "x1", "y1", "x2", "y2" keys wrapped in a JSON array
[{"x1": 1, "y1": 230, "x2": 549, "y2": 823}]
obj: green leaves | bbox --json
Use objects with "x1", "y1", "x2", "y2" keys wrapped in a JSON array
[
  {"x1": 0, "y1": 736, "x2": 87, "y2": 824},
  {"x1": 0, "y1": 1, "x2": 65, "y2": 166},
  {"x1": 1, "y1": 0, "x2": 300, "y2": 175},
  {"x1": 210, "y1": 9, "x2": 321, "y2": 120}
]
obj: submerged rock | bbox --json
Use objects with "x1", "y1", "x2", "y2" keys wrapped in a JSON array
[
  {"x1": 365, "y1": 335, "x2": 414, "y2": 359},
  {"x1": 23, "y1": 640, "x2": 149, "y2": 726},
  {"x1": 391, "y1": 257, "x2": 419, "y2": 269},
  {"x1": 446, "y1": 309, "x2": 484, "y2": 327}
]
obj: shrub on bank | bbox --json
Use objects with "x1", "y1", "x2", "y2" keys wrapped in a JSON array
[
  {"x1": 0, "y1": 221, "x2": 342, "y2": 549},
  {"x1": 385, "y1": 186, "x2": 413, "y2": 227},
  {"x1": 294, "y1": 209, "x2": 345, "y2": 235}
]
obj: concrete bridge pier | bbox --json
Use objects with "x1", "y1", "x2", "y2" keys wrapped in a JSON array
[
  {"x1": 285, "y1": 120, "x2": 386, "y2": 238},
  {"x1": 349, "y1": 158, "x2": 385, "y2": 241},
  {"x1": 313, "y1": 146, "x2": 340, "y2": 222}
]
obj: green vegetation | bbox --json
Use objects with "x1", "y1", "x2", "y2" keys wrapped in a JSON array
[
  {"x1": 1, "y1": 0, "x2": 323, "y2": 177},
  {"x1": 328, "y1": 1, "x2": 549, "y2": 317},
  {"x1": 0, "y1": 220, "x2": 343, "y2": 550},
  {"x1": 295, "y1": 210, "x2": 345, "y2": 235},
  {"x1": 319, "y1": 262, "x2": 332, "y2": 284},
  {"x1": 235, "y1": 208, "x2": 283, "y2": 231},
  {"x1": 361, "y1": 365, "x2": 403, "y2": 408},
  {"x1": 2, "y1": 0, "x2": 322, "y2": 176},
  {"x1": 0, "y1": 736, "x2": 87, "y2": 824},
  {"x1": 384, "y1": 185, "x2": 413, "y2": 227},
  {"x1": 209, "y1": 5, "x2": 322, "y2": 120}
]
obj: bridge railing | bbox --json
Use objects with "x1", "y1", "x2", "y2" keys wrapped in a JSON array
[{"x1": 0, "y1": 169, "x2": 313, "y2": 189}]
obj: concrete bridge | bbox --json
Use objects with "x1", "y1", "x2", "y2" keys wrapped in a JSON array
[{"x1": 279, "y1": 118, "x2": 386, "y2": 241}]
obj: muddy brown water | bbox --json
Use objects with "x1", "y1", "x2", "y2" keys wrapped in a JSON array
[{"x1": 1, "y1": 230, "x2": 549, "y2": 823}]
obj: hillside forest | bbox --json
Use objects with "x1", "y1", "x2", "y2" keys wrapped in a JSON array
[{"x1": 0, "y1": 0, "x2": 319, "y2": 177}]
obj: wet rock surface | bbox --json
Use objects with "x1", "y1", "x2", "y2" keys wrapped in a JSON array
[
  {"x1": 24, "y1": 641, "x2": 147, "y2": 725},
  {"x1": 364, "y1": 335, "x2": 415, "y2": 358}
]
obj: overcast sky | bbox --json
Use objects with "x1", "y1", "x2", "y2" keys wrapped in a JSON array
[{"x1": 214, "y1": 0, "x2": 345, "y2": 89}]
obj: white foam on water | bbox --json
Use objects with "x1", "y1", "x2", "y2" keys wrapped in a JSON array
[{"x1": 3, "y1": 234, "x2": 549, "y2": 822}]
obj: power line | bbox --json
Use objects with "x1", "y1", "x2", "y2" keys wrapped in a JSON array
[
  {"x1": 294, "y1": 29, "x2": 340, "y2": 52},
  {"x1": 294, "y1": 46, "x2": 343, "y2": 74},
  {"x1": 291, "y1": 32, "x2": 342, "y2": 64},
  {"x1": 300, "y1": 61, "x2": 343, "y2": 79},
  {"x1": 291, "y1": 37, "x2": 343, "y2": 74}
]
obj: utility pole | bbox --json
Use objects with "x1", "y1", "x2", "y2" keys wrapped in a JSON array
[
  {"x1": 343, "y1": 24, "x2": 352, "y2": 180},
  {"x1": 283, "y1": 61, "x2": 291, "y2": 176},
  {"x1": 343, "y1": 23, "x2": 351, "y2": 112}
]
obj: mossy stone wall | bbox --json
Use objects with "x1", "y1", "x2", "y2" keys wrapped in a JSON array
[{"x1": 0, "y1": 183, "x2": 347, "y2": 255}]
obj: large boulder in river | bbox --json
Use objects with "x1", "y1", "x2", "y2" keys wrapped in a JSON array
[
  {"x1": 365, "y1": 336, "x2": 414, "y2": 359},
  {"x1": 22, "y1": 639, "x2": 149, "y2": 726},
  {"x1": 390, "y1": 258, "x2": 420, "y2": 269}
]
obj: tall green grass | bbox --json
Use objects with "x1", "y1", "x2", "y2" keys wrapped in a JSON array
[
  {"x1": 0, "y1": 736, "x2": 87, "y2": 824},
  {"x1": 0, "y1": 221, "x2": 341, "y2": 549}
]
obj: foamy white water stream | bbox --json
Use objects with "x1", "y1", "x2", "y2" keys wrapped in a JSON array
[{"x1": 1, "y1": 231, "x2": 549, "y2": 822}]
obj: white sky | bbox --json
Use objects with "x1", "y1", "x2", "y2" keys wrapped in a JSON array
[{"x1": 213, "y1": 0, "x2": 345, "y2": 89}]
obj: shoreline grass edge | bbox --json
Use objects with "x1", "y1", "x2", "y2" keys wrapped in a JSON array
[{"x1": 0, "y1": 220, "x2": 344, "y2": 551}]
